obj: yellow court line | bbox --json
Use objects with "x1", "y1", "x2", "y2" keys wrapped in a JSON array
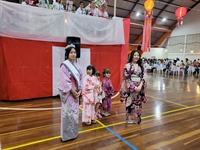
[
  {"x1": 95, "y1": 119, "x2": 106, "y2": 127},
  {"x1": 4, "y1": 104, "x2": 200, "y2": 150},
  {"x1": 3, "y1": 126, "x2": 106, "y2": 150},
  {"x1": 147, "y1": 94, "x2": 189, "y2": 108},
  {"x1": 106, "y1": 105, "x2": 200, "y2": 128}
]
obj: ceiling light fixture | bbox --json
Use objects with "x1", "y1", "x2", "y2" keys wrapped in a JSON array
[
  {"x1": 136, "y1": 12, "x2": 140, "y2": 17},
  {"x1": 162, "y1": 18, "x2": 167, "y2": 22}
]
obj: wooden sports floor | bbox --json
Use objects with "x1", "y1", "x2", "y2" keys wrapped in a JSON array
[{"x1": 0, "y1": 74, "x2": 200, "y2": 150}]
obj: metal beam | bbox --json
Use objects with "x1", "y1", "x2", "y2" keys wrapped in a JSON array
[
  {"x1": 153, "y1": 0, "x2": 200, "y2": 46},
  {"x1": 128, "y1": 0, "x2": 140, "y2": 15},
  {"x1": 153, "y1": 24, "x2": 176, "y2": 47},
  {"x1": 123, "y1": 0, "x2": 176, "y2": 14},
  {"x1": 154, "y1": 0, "x2": 174, "y2": 21},
  {"x1": 130, "y1": 22, "x2": 172, "y2": 32}
]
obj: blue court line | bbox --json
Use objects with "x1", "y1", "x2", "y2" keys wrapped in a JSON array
[{"x1": 106, "y1": 127, "x2": 138, "y2": 150}]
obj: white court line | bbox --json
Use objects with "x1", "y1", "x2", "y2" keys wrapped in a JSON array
[
  {"x1": 0, "y1": 92, "x2": 120, "y2": 111},
  {"x1": 0, "y1": 107, "x2": 61, "y2": 111},
  {"x1": 111, "y1": 92, "x2": 119, "y2": 99}
]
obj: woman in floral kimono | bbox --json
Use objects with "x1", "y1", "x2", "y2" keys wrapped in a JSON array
[
  {"x1": 82, "y1": 65, "x2": 98, "y2": 125},
  {"x1": 58, "y1": 44, "x2": 83, "y2": 142},
  {"x1": 120, "y1": 50, "x2": 147, "y2": 124}
]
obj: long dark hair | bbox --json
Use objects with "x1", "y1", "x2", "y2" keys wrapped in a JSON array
[
  {"x1": 128, "y1": 50, "x2": 144, "y2": 78},
  {"x1": 65, "y1": 46, "x2": 76, "y2": 60}
]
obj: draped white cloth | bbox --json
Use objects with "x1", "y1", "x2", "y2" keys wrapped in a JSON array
[{"x1": 0, "y1": 1, "x2": 125, "y2": 45}]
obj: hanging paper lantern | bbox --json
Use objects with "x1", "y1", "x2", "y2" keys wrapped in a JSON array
[
  {"x1": 175, "y1": 7, "x2": 187, "y2": 27},
  {"x1": 175, "y1": 7, "x2": 187, "y2": 18},
  {"x1": 144, "y1": 0, "x2": 154, "y2": 11}
]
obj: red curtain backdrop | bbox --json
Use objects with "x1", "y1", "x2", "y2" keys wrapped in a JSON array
[{"x1": 0, "y1": 19, "x2": 130, "y2": 101}]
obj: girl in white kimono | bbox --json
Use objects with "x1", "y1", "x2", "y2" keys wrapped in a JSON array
[
  {"x1": 82, "y1": 65, "x2": 98, "y2": 125},
  {"x1": 58, "y1": 44, "x2": 83, "y2": 142}
]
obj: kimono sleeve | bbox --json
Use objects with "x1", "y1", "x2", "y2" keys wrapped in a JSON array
[{"x1": 58, "y1": 65, "x2": 72, "y2": 94}]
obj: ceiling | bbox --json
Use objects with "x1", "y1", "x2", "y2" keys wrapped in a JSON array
[{"x1": 73, "y1": 0, "x2": 200, "y2": 47}]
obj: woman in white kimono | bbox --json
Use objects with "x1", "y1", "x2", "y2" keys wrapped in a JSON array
[{"x1": 58, "y1": 44, "x2": 83, "y2": 142}]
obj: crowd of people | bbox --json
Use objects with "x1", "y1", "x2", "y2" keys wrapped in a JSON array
[
  {"x1": 57, "y1": 45, "x2": 147, "y2": 142},
  {"x1": 143, "y1": 57, "x2": 200, "y2": 76},
  {"x1": 21, "y1": 0, "x2": 109, "y2": 18}
]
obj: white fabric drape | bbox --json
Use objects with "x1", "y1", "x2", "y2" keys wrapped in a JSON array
[{"x1": 0, "y1": 1, "x2": 125, "y2": 45}]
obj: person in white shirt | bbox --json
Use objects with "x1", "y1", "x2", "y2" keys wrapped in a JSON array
[
  {"x1": 39, "y1": 0, "x2": 49, "y2": 9},
  {"x1": 97, "y1": 4, "x2": 108, "y2": 18},
  {"x1": 76, "y1": 1, "x2": 86, "y2": 15},
  {"x1": 53, "y1": 0, "x2": 64, "y2": 11},
  {"x1": 86, "y1": 1, "x2": 98, "y2": 16},
  {"x1": 21, "y1": 0, "x2": 29, "y2": 5},
  {"x1": 176, "y1": 58, "x2": 181, "y2": 67},
  {"x1": 68, "y1": 4, "x2": 76, "y2": 13}
]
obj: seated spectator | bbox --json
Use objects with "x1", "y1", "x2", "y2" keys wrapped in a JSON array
[
  {"x1": 76, "y1": 1, "x2": 86, "y2": 15},
  {"x1": 21, "y1": 0, "x2": 29, "y2": 5},
  {"x1": 31, "y1": 0, "x2": 39, "y2": 7},
  {"x1": 68, "y1": 4, "x2": 77, "y2": 13},
  {"x1": 53, "y1": 0, "x2": 64, "y2": 11},
  {"x1": 39, "y1": 0, "x2": 49, "y2": 9},
  {"x1": 97, "y1": 3, "x2": 108, "y2": 18},
  {"x1": 86, "y1": 1, "x2": 98, "y2": 16},
  {"x1": 151, "y1": 62, "x2": 157, "y2": 73}
]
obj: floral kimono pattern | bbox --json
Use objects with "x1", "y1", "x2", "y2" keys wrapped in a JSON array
[
  {"x1": 102, "y1": 77, "x2": 114, "y2": 112},
  {"x1": 120, "y1": 63, "x2": 147, "y2": 124},
  {"x1": 82, "y1": 75, "x2": 98, "y2": 124}
]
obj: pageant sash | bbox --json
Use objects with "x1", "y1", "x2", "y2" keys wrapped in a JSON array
[{"x1": 62, "y1": 60, "x2": 81, "y2": 90}]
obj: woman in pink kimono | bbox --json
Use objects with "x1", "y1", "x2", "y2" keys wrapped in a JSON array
[
  {"x1": 120, "y1": 50, "x2": 147, "y2": 124},
  {"x1": 82, "y1": 65, "x2": 98, "y2": 125},
  {"x1": 58, "y1": 44, "x2": 83, "y2": 142}
]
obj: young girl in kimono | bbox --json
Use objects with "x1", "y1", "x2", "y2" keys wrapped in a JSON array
[
  {"x1": 102, "y1": 68, "x2": 114, "y2": 116},
  {"x1": 120, "y1": 50, "x2": 147, "y2": 124},
  {"x1": 94, "y1": 71, "x2": 104, "y2": 119},
  {"x1": 82, "y1": 65, "x2": 98, "y2": 125}
]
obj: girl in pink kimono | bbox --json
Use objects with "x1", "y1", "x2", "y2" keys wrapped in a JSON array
[
  {"x1": 82, "y1": 65, "x2": 98, "y2": 125},
  {"x1": 58, "y1": 44, "x2": 83, "y2": 142},
  {"x1": 102, "y1": 68, "x2": 114, "y2": 116},
  {"x1": 94, "y1": 71, "x2": 104, "y2": 119}
]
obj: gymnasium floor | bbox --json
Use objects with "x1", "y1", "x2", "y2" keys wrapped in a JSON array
[{"x1": 0, "y1": 73, "x2": 200, "y2": 150}]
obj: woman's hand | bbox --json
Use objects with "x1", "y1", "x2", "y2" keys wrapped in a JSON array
[
  {"x1": 71, "y1": 89, "x2": 79, "y2": 98},
  {"x1": 77, "y1": 90, "x2": 82, "y2": 98},
  {"x1": 135, "y1": 82, "x2": 143, "y2": 92}
]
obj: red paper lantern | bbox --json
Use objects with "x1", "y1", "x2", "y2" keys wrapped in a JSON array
[{"x1": 175, "y1": 7, "x2": 187, "y2": 18}]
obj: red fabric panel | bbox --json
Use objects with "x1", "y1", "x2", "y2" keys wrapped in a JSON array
[
  {"x1": 0, "y1": 37, "x2": 8, "y2": 99},
  {"x1": 0, "y1": 31, "x2": 130, "y2": 100},
  {"x1": 0, "y1": 37, "x2": 57, "y2": 100},
  {"x1": 120, "y1": 18, "x2": 130, "y2": 89},
  {"x1": 82, "y1": 45, "x2": 122, "y2": 91}
]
